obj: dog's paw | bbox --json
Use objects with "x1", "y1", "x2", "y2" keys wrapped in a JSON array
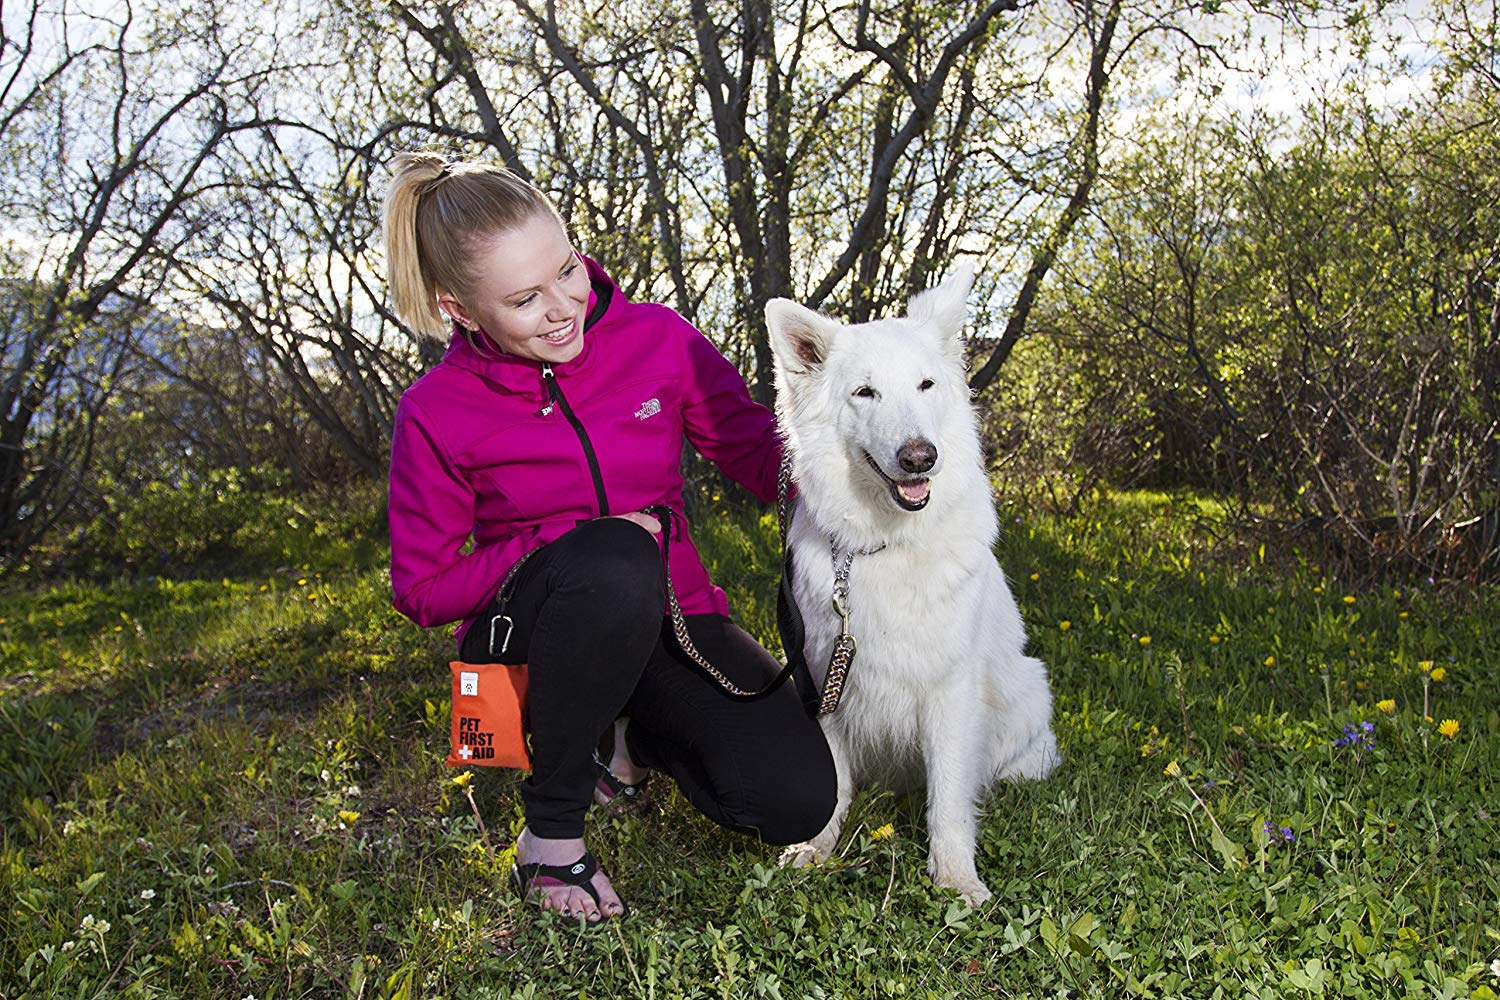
[
  {"x1": 933, "y1": 872, "x2": 992, "y2": 907},
  {"x1": 778, "y1": 841, "x2": 832, "y2": 869}
]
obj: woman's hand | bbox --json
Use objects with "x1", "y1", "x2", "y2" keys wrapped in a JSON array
[{"x1": 608, "y1": 511, "x2": 662, "y2": 535}]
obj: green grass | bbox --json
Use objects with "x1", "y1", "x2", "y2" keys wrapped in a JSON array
[{"x1": 2, "y1": 491, "x2": 1498, "y2": 999}]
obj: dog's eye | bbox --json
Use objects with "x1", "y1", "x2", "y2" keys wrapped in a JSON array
[
  {"x1": 853, "y1": 386, "x2": 877, "y2": 399},
  {"x1": 918, "y1": 379, "x2": 935, "y2": 391}
]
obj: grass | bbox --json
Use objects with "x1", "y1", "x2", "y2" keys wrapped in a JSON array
[{"x1": 1, "y1": 490, "x2": 1498, "y2": 999}]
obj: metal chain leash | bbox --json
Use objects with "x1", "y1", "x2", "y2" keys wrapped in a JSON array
[{"x1": 654, "y1": 450, "x2": 879, "y2": 713}]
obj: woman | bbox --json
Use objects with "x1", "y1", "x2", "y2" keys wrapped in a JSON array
[{"x1": 382, "y1": 152, "x2": 836, "y2": 922}]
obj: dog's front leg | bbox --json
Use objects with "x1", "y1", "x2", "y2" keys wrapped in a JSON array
[
  {"x1": 920, "y1": 691, "x2": 991, "y2": 906},
  {"x1": 778, "y1": 724, "x2": 853, "y2": 868}
]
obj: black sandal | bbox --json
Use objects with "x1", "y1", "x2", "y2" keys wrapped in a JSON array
[
  {"x1": 594, "y1": 765, "x2": 651, "y2": 816},
  {"x1": 510, "y1": 851, "x2": 626, "y2": 920}
]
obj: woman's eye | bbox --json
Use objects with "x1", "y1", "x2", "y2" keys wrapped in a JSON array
[
  {"x1": 919, "y1": 379, "x2": 935, "y2": 391},
  {"x1": 514, "y1": 293, "x2": 538, "y2": 307},
  {"x1": 853, "y1": 386, "x2": 877, "y2": 399},
  {"x1": 561, "y1": 263, "x2": 578, "y2": 278}
]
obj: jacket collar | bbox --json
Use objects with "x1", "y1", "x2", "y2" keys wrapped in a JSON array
[{"x1": 438, "y1": 255, "x2": 622, "y2": 393}]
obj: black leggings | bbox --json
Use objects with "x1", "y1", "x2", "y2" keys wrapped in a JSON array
[{"x1": 459, "y1": 518, "x2": 836, "y2": 844}]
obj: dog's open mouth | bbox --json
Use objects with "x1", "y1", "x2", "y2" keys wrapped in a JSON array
[{"x1": 864, "y1": 453, "x2": 930, "y2": 511}]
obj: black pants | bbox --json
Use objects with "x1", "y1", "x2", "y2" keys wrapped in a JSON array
[{"x1": 459, "y1": 518, "x2": 836, "y2": 844}]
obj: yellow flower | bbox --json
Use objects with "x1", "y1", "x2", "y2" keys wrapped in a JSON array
[
  {"x1": 1163, "y1": 760, "x2": 1181, "y2": 778},
  {"x1": 1399, "y1": 611, "x2": 1409, "y2": 619},
  {"x1": 297, "y1": 578, "x2": 308, "y2": 586},
  {"x1": 1264, "y1": 656, "x2": 1276, "y2": 667},
  {"x1": 1030, "y1": 573, "x2": 1039, "y2": 581},
  {"x1": 1377, "y1": 699, "x2": 1395, "y2": 713},
  {"x1": 1231, "y1": 725, "x2": 1246, "y2": 736},
  {"x1": 1209, "y1": 635, "x2": 1221, "y2": 645},
  {"x1": 1438, "y1": 719, "x2": 1459, "y2": 739},
  {"x1": 1139, "y1": 636, "x2": 1152, "y2": 647},
  {"x1": 1059, "y1": 621, "x2": 1071, "y2": 632},
  {"x1": 1342, "y1": 595, "x2": 1356, "y2": 605},
  {"x1": 451, "y1": 772, "x2": 474, "y2": 789},
  {"x1": 870, "y1": 823, "x2": 895, "y2": 841},
  {"x1": 1313, "y1": 586, "x2": 1324, "y2": 595},
  {"x1": 1418, "y1": 660, "x2": 1433, "y2": 673},
  {"x1": 1393, "y1": 589, "x2": 1401, "y2": 598},
  {"x1": 1430, "y1": 667, "x2": 1447, "y2": 682},
  {"x1": 337, "y1": 810, "x2": 361, "y2": 826}
]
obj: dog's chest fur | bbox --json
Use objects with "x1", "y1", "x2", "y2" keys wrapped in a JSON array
[{"x1": 788, "y1": 510, "x2": 1008, "y2": 787}]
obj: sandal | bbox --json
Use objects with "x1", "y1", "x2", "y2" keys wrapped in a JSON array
[
  {"x1": 594, "y1": 764, "x2": 651, "y2": 816},
  {"x1": 593, "y1": 719, "x2": 652, "y2": 817},
  {"x1": 510, "y1": 851, "x2": 627, "y2": 921}
]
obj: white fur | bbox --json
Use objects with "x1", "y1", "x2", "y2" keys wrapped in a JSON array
[{"x1": 767, "y1": 265, "x2": 1060, "y2": 906}]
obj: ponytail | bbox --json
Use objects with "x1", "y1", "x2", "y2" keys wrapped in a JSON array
[{"x1": 381, "y1": 152, "x2": 564, "y2": 343}]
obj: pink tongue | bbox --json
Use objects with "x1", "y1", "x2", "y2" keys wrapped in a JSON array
[{"x1": 898, "y1": 479, "x2": 930, "y2": 503}]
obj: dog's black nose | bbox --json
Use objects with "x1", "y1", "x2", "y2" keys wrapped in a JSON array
[{"x1": 897, "y1": 438, "x2": 938, "y2": 474}]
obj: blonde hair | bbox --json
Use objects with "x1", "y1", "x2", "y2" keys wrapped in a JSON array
[{"x1": 381, "y1": 152, "x2": 564, "y2": 342}]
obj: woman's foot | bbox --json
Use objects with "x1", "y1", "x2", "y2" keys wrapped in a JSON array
[
  {"x1": 594, "y1": 718, "x2": 650, "y2": 814},
  {"x1": 513, "y1": 828, "x2": 625, "y2": 921}
]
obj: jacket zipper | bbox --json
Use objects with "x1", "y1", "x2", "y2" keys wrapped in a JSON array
[{"x1": 541, "y1": 363, "x2": 611, "y2": 517}]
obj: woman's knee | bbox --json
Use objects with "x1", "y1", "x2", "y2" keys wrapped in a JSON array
[
  {"x1": 547, "y1": 518, "x2": 664, "y2": 618},
  {"x1": 739, "y1": 763, "x2": 837, "y2": 846}
]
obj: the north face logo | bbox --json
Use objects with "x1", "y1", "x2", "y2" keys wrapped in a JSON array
[{"x1": 634, "y1": 398, "x2": 661, "y2": 420}]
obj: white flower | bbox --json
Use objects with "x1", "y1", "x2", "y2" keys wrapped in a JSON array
[
  {"x1": 344, "y1": 784, "x2": 362, "y2": 796},
  {"x1": 78, "y1": 914, "x2": 109, "y2": 935},
  {"x1": 61, "y1": 941, "x2": 75, "y2": 952},
  {"x1": 62, "y1": 820, "x2": 77, "y2": 836},
  {"x1": 140, "y1": 889, "x2": 156, "y2": 901},
  {"x1": 320, "y1": 769, "x2": 331, "y2": 782},
  {"x1": 1491, "y1": 958, "x2": 1500, "y2": 983}
]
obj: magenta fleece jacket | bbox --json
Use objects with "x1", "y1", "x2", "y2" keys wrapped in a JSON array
[{"x1": 388, "y1": 257, "x2": 782, "y2": 643}]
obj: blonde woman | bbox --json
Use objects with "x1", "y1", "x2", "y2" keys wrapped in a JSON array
[{"x1": 382, "y1": 154, "x2": 835, "y2": 922}]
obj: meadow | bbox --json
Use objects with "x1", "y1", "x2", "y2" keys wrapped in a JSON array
[{"x1": 1, "y1": 490, "x2": 1497, "y2": 999}]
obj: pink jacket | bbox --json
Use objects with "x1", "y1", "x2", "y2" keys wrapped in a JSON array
[{"x1": 388, "y1": 257, "x2": 781, "y2": 643}]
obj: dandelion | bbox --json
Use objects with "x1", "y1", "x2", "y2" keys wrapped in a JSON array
[
  {"x1": 1438, "y1": 719, "x2": 1459, "y2": 739},
  {"x1": 1263, "y1": 655, "x2": 1276, "y2": 667},
  {"x1": 1164, "y1": 760, "x2": 1181, "y2": 778},
  {"x1": 1377, "y1": 699, "x2": 1395, "y2": 714},
  {"x1": 338, "y1": 810, "x2": 361, "y2": 827},
  {"x1": 1343, "y1": 595, "x2": 1356, "y2": 605},
  {"x1": 1418, "y1": 660, "x2": 1434, "y2": 673},
  {"x1": 1059, "y1": 620, "x2": 1071, "y2": 632},
  {"x1": 297, "y1": 578, "x2": 307, "y2": 586},
  {"x1": 451, "y1": 772, "x2": 474, "y2": 789},
  {"x1": 1139, "y1": 635, "x2": 1152, "y2": 647},
  {"x1": 1209, "y1": 635, "x2": 1222, "y2": 645},
  {"x1": 1430, "y1": 667, "x2": 1447, "y2": 682},
  {"x1": 1312, "y1": 585, "x2": 1323, "y2": 594},
  {"x1": 1399, "y1": 611, "x2": 1409, "y2": 619},
  {"x1": 1030, "y1": 572, "x2": 1039, "y2": 581},
  {"x1": 870, "y1": 823, "x2": 896, "y2": 841}
]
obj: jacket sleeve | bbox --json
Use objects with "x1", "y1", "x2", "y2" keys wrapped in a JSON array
[
  {"x1": 388, "y1": 396, "x2": 529, "y2": 628},
  {"x1": 676, "y1": 314, "x2": 784, "y2": 503}
]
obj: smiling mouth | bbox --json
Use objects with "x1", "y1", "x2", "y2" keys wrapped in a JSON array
[
  {"x1": 540, "y1": 321, "x2": 575, "y2": 343},
  {"x1": 863, "y1": 452, "x2": 930, "y2": 511}
]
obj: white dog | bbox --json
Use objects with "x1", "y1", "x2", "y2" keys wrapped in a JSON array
[{"x1": 766, "y1": 265, "x2": 1060, "y2": 906}]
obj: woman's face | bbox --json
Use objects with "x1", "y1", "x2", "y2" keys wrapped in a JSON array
[{"x1": 439, "y1": 212, "x2": 591, "y2": 364}]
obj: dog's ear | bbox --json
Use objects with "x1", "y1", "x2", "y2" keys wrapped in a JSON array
[
  {"x1": 765, "y1": 299, "x2": 838, "y2": 375},
  {"x1": 906, "y1": 263, "x2": 975, "y2": 354}
]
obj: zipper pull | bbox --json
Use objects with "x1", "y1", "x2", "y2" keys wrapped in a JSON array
[{"x1": 540, "y1": 363, "x2": 555, "y2": 416}]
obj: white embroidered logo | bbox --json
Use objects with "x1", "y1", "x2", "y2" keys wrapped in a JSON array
[
  {"x1": 634, "y1": 397, "x2": 662, "y2": 420},
  {"x1": 460, "y1": 672, "x2": 479, "y2": 697}
]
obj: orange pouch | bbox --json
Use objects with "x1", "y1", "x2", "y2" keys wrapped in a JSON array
[{"x1": 446, "y1": 661, "x2": 531, "y2": 769}]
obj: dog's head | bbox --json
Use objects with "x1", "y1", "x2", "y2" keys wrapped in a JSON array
[{"x1": 765, "y1": 265, "x2": 977, "y2": 520}]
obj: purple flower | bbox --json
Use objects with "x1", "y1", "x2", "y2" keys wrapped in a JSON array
[
  {"x1": 1334, "y1": 721, "x2": 1376, "y2": 753},
  {"x1": 1264, "y1": 820, "x2": 1296, "y2": 845}
]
